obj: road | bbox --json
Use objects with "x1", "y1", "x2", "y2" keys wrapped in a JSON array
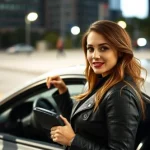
[
  {"x1": 0, "y1": 50, "x2": 85, "y2": 74},
  {"x1": 0, "y1": 69, "x2": 36, "y2": 96},
  {"x1": 0, "y1": 50, "x2": 85, "y2": 98},
  {"x1": 0, "y1": 49, "x2": 150, "y2": 98}
]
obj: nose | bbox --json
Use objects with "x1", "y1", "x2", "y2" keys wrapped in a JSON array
[{"x1": 92, "y1": 49, "x2": 100, "y2": 59}]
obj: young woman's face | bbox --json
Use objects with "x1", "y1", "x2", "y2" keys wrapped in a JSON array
[{"x1": 86, "y1": 31, "x2": 118, "y2": 77}]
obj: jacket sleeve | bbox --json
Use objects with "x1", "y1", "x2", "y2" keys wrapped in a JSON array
[
  {"x1": 52, "y1": 90, "x2": 73, "y2": 121},
  {"x1": 69, "y1": 89, "x2": 141, "y2": 150}
]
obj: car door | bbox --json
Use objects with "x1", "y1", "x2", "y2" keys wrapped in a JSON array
[
  {"x1": 0, "y1": 133, "x2": 63, "y2": 150},
  {"x1": 0, "y1": 75, "x2": 86, "y2": 150}
]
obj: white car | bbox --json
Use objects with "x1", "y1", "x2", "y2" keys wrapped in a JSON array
[
  {"x1": 0, "y1": 65, "x2": 86, "y2": 150},
  {"x1": 6, "y1": 44, "x2": 34, "y2": 54}
]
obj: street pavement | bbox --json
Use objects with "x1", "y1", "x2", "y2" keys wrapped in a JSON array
[
  {"x1": 0, "y1": 49, "x2": 150, "y2": 75},
  {"x1": 0, "y1": 49, "x2": 85, "y2": 75}
]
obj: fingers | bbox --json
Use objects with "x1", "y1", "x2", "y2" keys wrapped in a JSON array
[
  {"x1": 50, "y1": 125, "x2": 75, "y2": 145},
  {"x1": 50, "y1": 75, "x2": 60, "y2": 80},
  {"x1": 51, "y1": 134, "x2": 54, "y2": 139},
  {"x1": 51, "y1": 126, "x2": 60, "y2": 137},
  {"x1": 50, "y1": 127, "x2": 61, "y2": 142},
  {"x1": 51, "y1": 133, "x2": 57, "y2": 141},
  {"x1": 46, "y1": 75, "x2": 60, "y2": 89},
  {"x1": 60, "y1": 115, "x2": 70, "y2": 126},
  {"x1": 51, "y1": 126, "x2": 61, "y2": 133},
  {"x1": 46, "y1": 76, "x2": 67, "y2": 94},
  {"x1": 46, "y1": 77, "x2": 51, "y2": 89},
  {"x1": 51, "y1": 126, "x2": 57, "y2": 131}
]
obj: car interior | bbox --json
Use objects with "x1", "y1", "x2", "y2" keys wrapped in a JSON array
[{"x1": 0, "y1": 77, "x2": 86, "y2": 148}]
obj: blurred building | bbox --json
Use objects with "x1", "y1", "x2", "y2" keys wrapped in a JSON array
[
  {"x1": 109, "y1": 0, "x2": 122, "y2": 20},
  {"x1": 0, "y1": 0, "x2": 44, "y2": 31},
  {"x1": 44, "y1": 0, "x2": 77, "y2": 36},
  {"x1": 148, "y1": 0, "x2": 150, "y2": 17},
  {"x1": 45, "y1": 0, "x2": 112, "y2": 34},
  {"x1": 77, "y1": 0, "x2": 109, "y2": 32},
  {"x1": 0, "y1": 0, "x2": 122, "y2": 34}
]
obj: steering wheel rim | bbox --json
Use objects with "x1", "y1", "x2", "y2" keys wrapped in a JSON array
[
  {"x1": 20, "y1": 97, "x2": 56, "y2": 139},
  {"x1": 32, "y1": 97, "x2": 57, "y2": 128}
]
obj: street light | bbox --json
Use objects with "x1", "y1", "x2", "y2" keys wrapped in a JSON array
[
  {"x1": 25, "y1": 12, "x2": 38, "y2": 45},
  {"x1": 71, "y1": 26, "x2": 80, "y2": 48},
  {"x1": 137, "y1": 38, "x2": 147, "y2": 47},
  {"x1": 71, "y1": 26, "x2": 80, "y2": 35},
  {"x1": 117, "y1": 21, "x2": 127, "y2": 29}
]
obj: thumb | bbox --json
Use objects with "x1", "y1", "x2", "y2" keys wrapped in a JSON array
[{"x1": 60, "y1": 115, "x2": 70, "y2": 126}]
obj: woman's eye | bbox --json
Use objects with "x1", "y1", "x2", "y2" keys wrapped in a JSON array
[
  {"x1": 87, "y1": 47, "x2": 93, "y2": 52},
  {"x1": 100, "y1": 46, "x2": 109, "y2": 51}
]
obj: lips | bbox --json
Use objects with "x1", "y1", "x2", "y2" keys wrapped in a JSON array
[{"x1": 92, "y1": 62, "x2": 104, "y2": 68}]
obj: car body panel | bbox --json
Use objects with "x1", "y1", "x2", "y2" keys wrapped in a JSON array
[
  {"x1": 0, "y1": 133, "x2": 63, "y2": 150},
  {"x1": 0, "y1": 65, "x2": 85, "y2": 104}
]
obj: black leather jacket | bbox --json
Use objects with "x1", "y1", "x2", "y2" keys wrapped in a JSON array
[{"x1": 53, "y1": 75, "x2": 142, "y2": 150}]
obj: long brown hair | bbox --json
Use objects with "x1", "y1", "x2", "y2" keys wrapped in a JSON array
[{"x1": 75, "y1": 20, "x2": 147, "y2": 118}]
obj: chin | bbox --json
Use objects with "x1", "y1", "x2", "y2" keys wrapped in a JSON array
[
  {"x1": 93, "y1": 70, "x2": 103, "y2": 74},
  {"x1": 93, "y1": 68, "x2": 109, "y2": 75}
]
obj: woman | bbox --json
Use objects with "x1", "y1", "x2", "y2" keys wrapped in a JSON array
[{"x1": 46, "y1": 20, "x2": 147, "y2": 150}]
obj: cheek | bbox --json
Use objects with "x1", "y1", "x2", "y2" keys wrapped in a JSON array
[{"x1": 107, "y1": 53, "x2": 118, "y2": 66}]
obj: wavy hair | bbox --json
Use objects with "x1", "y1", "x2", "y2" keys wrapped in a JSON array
[{"x1": 74, "y1": 20, "x2": 147, "y2": 118}]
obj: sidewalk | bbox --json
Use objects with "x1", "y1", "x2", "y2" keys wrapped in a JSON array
[
  {"x1": 0, "y1": 49, "x2": 150, "y2": 75},
  {"x1": 0, "y1": 50, "x2": 85, "y2": 75},
  {"x1": 134, "y1": 49, "x2": 150, "y2": 59}
]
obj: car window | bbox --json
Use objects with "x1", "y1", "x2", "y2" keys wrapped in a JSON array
[
  {"x1": 27, "y1": 84, "x2": 84, "y2": 102},
  {"x1": 0, "y1": 76, "x2": 86, "y2": 149}
]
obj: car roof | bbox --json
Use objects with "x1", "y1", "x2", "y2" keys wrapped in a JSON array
[
  {"x1": 0, "y1": 65, "x2": 86, "y2": 102},
  {"x1": 26, "y1": 64, "x2": 85, "y2": 84}
]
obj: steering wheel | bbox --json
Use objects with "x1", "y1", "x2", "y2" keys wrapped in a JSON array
[
  {"x1": 21, "y1": 97, "x2": 56, "y2": 127},
  {"x1": 20, "y1": 97, "x2": 57, "y2": 141},
  {"x1": 32, "y1": 97, "x2": 57, "y2": 128}
]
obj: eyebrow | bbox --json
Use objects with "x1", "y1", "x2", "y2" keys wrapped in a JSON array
[{"x1": 87, "y1": 43, "x2": 109, "y2": 47}]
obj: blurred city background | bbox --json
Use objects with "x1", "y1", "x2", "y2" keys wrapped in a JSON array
[
  {"x1": 0, "y1": 0, "x2": 149, "y2": 49},
  {"x1": 0, "y1": 0, "x2": 150, "y2": 98}
]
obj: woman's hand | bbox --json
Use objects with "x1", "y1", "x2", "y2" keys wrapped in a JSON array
[
  {"x1": 46, "y1": 75, "x2": 67, "y2": 94},
  {"x1": 50, "y1": 115, "x2": 75, "y2": 146}
]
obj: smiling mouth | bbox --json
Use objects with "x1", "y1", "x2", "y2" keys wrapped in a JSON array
[{"x1": 92, "y1": 62, "x2": 104, "y2": 68}]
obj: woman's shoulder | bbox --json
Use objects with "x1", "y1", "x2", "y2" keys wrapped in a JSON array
[
  {"x1": 102, "y1": 76, "x2": 142, "y2": 117},
  {"x1": 105, "y1": 75, "x2": 137, "y2": 99}
]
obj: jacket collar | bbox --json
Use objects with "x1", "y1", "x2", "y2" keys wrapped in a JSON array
[
  {"x1": 70, "y1": 74, "x2": 135, "y2": 119},
  {"x1": 71, "y1": 94, "x2": 95, "y2": 119},
  {"x1": 70, "y1": 75, "x2": 110, "y2": 119}
]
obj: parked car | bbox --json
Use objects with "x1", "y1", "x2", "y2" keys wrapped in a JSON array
[
  {"x1": 6, "y1": 44, "x2": 34, "y2": 54},
  {"x1": 0, "y1": 65, "x2": 86, "y2": 150},
  {"x1": 0, "y1": 65, "x2": 149, "y2": 150}
]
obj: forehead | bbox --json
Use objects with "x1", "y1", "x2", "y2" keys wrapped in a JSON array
[{"x1": 87, "y1": 31, "x2": 106, "y2": 45}]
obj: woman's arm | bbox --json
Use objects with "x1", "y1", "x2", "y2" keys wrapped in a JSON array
[
  {"x1": 46, "y1": 75, "x2": 73, "y2": 120},
  {"x1": 52, "y1": 90, "x2": 73, "y2": 120}
]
